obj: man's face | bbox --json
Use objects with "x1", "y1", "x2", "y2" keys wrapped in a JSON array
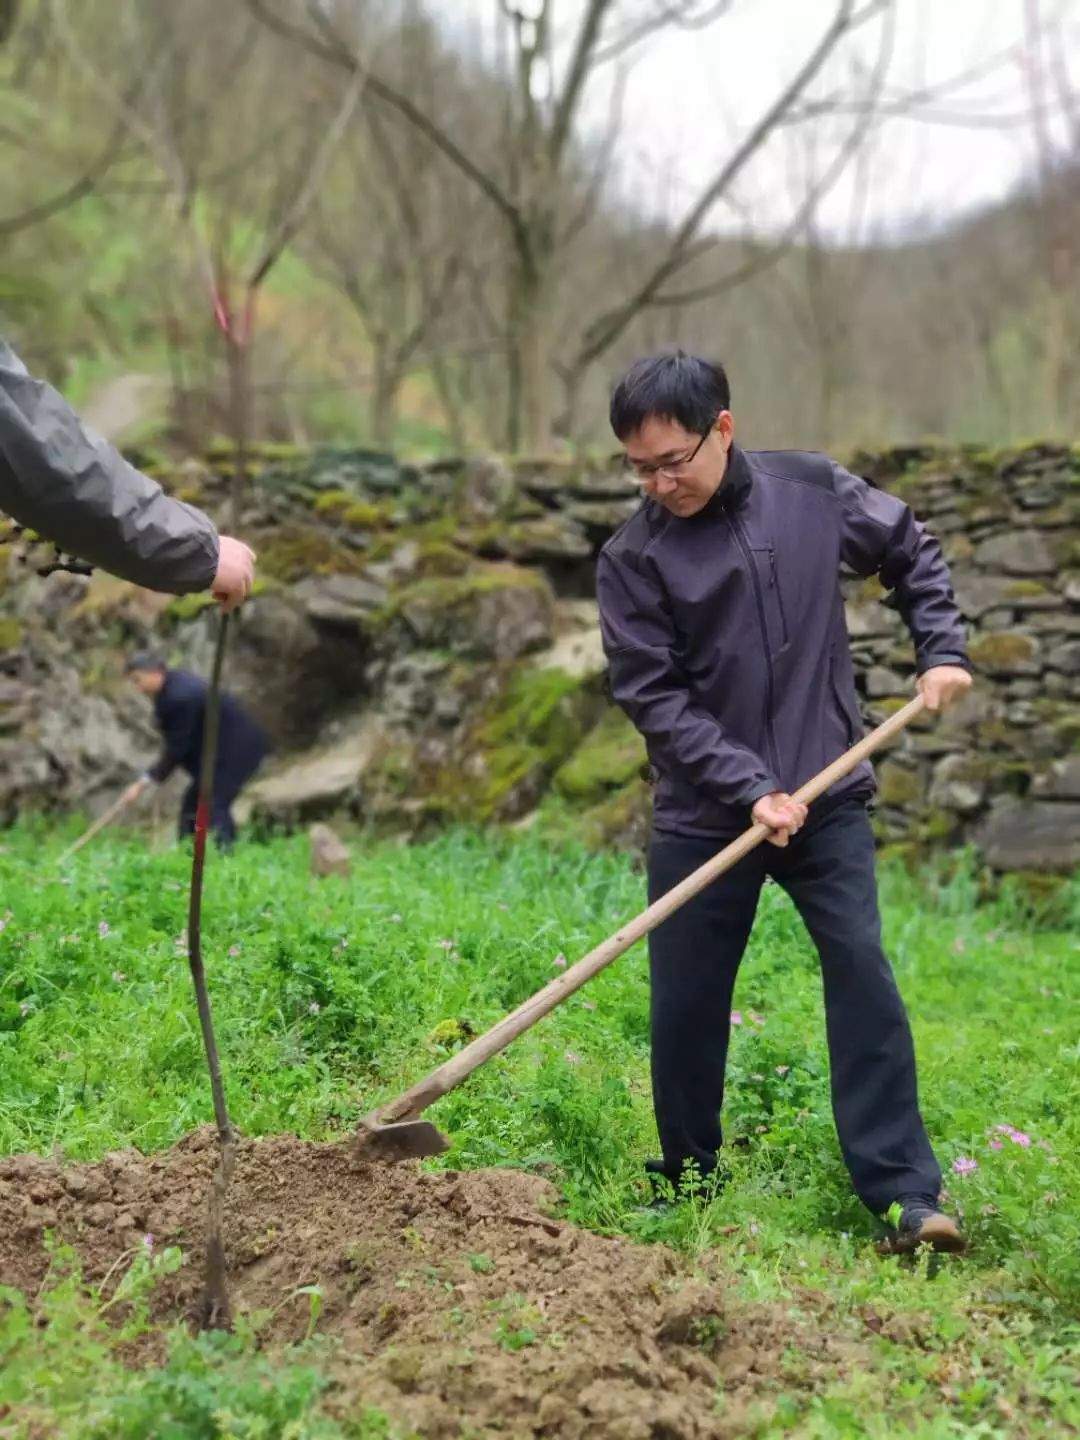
[
  {"x1": 622, "y1": 411, "x2": 734, "y2": 518},
  {"x1": 129, "y1": 668, "x2": 165, "y2": 697}
]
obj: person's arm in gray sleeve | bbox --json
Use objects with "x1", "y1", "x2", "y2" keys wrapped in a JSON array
[
  {"x1": 830, "y1": 460, "x2": 969, "y2": 674},
  {"x1": 597, "y1": 546, "x2": 779, "y2": 809},
  {"x1": 0, "y1": 340, "x2": 218, "y2": 593}
]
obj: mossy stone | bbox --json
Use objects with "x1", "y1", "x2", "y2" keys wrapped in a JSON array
[
  {"x1": 0, "y1": 616, "x2": 22, "y2": 651},
  {"x1": 553, "y1": 708, "x2": 646, "y2": 805},
  {"x1": 968, "y1": 631, "x2": 1038, "y2": 675},
  {"x1": 877, "y1": 760, "x2": 923, "y2": 807},
  {"x1": 259, "y1": 526, "x2": 365, "y2": 583}
]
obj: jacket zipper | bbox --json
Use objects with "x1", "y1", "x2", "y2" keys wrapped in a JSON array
[
  {"x1": 829, "y1": 647, "x2": 857, "y2": 747},
  {"x1": 768, "y1": 549, "x2": 789, "y2": 647},
  {"x1": 730, "y1": 514, "x2": 782, "y2": 778}
]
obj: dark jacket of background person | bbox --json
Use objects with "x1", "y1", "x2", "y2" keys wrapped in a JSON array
[
  {"x1": 149, "y1": 669, "x2": 268, "y2": 790},
  {"x1": 0, "y1": 340, "x2": 219, "y2": 592},
  {"x1": 596, "y1": 444, "x2": 969, "y2": 838}
]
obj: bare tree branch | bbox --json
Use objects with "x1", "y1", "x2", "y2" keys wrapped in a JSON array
[
  {"x1": 244, "y1": 0, "x2": 528, "y2": 251},
  {"x1": 559, "y1": 59, "x2": 628, "y2": 247},
  {"x1": 651, "y1": 2, "x2": 895, "y2": 307},
  {"x1": 246, "y1": 59, "x2": 368, "y2": 290},
  {"x1": 549, "y1": 0, "x2": 615, "y2": 163},
  {"x1": 574, "y1": 0, "x2": 881, "y2": 371},
  {"x1": 0, "y1": 112, "x2": 132, "y2": 237},
  {"x1": 594, "y1": 0, "x2": 732, "y2": 65}
]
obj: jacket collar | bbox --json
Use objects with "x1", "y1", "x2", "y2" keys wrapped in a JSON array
[
  {"x1": 700, "y1": 441, "x2": 753, "y2": 518},
  {"x1": 642, "y1": 442, "x2": 753, "y2": 528}
]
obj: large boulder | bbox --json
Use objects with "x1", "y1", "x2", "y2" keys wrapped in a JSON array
[
  {"x1": 975, "y1": 800, "x2": 1080, "y2": 871},
  {"x1": 245, "y1": 722, "x2": 379, "y2": 826},
  {"x1": 973, "y1": 530, "x2": 1056, "y2": 575},
  {"x1": 389, "y1": 564, "x2": 555, "y2": 661},
  {"x1": 184, "y1": 594, "x2": 372, "y2": 750}
]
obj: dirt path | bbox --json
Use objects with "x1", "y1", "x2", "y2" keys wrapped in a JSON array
[{"x1": 0, "y1": 1131, "x2": 871, "y2": 1438}]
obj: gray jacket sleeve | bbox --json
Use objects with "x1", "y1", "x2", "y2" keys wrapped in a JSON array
[
  {"x1": 0, "y1": 341, "x2": 219, "y2": 593},
  {"x1": 831, "y1": 460, "x2": 969, "y2": 675}
]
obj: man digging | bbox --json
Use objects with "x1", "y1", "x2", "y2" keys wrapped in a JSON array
[
  {"x1": 125, "y1": 654, "x2": 268, "y2": 848},
  {"x1": 596, "y1": 352, "x2": 972, "y2": 1253}
]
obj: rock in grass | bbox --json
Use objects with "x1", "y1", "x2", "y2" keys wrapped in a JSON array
[{"x1": 309, "y1": 823, "x2": 351, "y2": 878}]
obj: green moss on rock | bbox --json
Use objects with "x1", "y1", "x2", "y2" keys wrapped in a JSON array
[
  {"x1": 877, "y1": 760, "x2": 923, "y2": 807},
  {"x1": 553, "y1": 707, "x2": 646, "y2": 805},
  {"x1": 968, "y1": 631, "x2": 1038, "y2": 674},
  {"x1": 165, "y1": 591, "x2": 217, "y2": 622},
  {"x1": 470, "y1": 666, "x2": 595, "y2": 818},
  {"x1": 259, "y1": 526, "x2": 365, "y2": 583},
  {"x1": 0, "y1": 616, "x2": 22, "y2": 651}
]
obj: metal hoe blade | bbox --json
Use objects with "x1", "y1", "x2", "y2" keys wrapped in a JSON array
[{"x1": 355, "y1": 1117, "x2": 450, "y2": 1162}]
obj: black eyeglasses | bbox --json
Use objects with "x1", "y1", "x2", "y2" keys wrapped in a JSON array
[{"x1": 623, "y1": 421, "x2": 715, "y2": 485}]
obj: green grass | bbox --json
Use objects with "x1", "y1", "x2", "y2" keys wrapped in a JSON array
[{"x1": 0, "y1": 823, "x2": 1077, "y2": 1436}]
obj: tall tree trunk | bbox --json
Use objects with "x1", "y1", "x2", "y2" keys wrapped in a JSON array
[
  {"x1": 508, "y1": 253, "x2": 551, "y2": 452},
  {"x1": 224, "y1": 330, "x2": 251, "y2": 534},
  {"x1": 430, "y1": 354, "x2": 467, "y2": 452},
  {"x1": 370, "y1": 347, "x2": 400, "y2": 449}
]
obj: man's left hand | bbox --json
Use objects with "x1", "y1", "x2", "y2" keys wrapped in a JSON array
[{"x1": 917, "y1": 665, "x2": 972, "y2": 713}]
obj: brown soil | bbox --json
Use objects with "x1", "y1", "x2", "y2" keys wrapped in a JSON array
[{"x1": 0, "y1": 1132, "x2": 870, "y2": 1438}]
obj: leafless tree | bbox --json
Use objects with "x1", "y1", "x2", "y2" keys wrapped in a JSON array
[{"x1": 246, "y1": 0, "x2": 900, "y2": 450}]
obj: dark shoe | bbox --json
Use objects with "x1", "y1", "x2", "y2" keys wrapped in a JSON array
[{"x1": 878, "y1": 1197, "x2": 966, "y2": 1255}]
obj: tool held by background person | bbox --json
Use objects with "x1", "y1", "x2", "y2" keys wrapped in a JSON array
[
  {"x1": 55, "y1": 786, "x2": 145, "y2": 866},
  {"x1": 355, "y1": 695, "x2": 927, "y2": 1162}
]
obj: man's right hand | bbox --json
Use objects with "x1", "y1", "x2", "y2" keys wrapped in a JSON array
[
  {"x1": 752, "y1": 791, "x2": 808, "y2": 847},
  {"x1": 211, "y1": 535, "x2": 256, "y2": 612}
]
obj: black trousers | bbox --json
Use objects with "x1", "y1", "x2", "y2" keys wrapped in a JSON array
[
  {"x1": 178, "y1": 772, "x2": 246, "y2": 847},
  {"x1": 647, "y1": 796, "x2": 940, "y2": 1214}
]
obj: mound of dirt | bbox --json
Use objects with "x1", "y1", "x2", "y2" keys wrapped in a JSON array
[{"x1": 0, "y1": 1132, "x2": 865, "y2": 1438}]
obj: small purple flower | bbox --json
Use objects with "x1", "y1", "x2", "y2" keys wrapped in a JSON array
[
  {"x1": 730, "y1": 1010, "x2": 743, "y2": 1026},
  {"x1": 989, "y1": 1138, "x2": 1003, "y2": 1151},
  {"x1": 98, "y1": 921, "x2": 110, "y2": 938},
  {"x1": 142, "y1": 1233, "x2": 155, "y2": 1253},
  {"x1": 995, "y1": 1124, "x2": 1032, "y2": 1148},
  {"x1": 228, "y1": 945, "x2": 241, "y2": 958},
  {"x1": 552, "y1": 953, "x2": 567, "y2": 969},
  {"x1": 749, "y1": 1010, "x2": 765, "y2": 1027},
  {"x1": 952, "y1": 1156, "x2": 978, "y2": 1176}
]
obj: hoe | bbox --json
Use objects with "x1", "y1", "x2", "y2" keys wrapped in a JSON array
[{"x1": 355, "y1": 693, "x2": 928, "y2": 1161}]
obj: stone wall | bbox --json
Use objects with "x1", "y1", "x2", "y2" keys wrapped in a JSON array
[{"x1": 0, "y1": 440, "x2": 1076, "y2": 872}]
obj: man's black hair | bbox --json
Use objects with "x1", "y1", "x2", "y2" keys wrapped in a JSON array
[
  {"x1": 125, "y1": 652, "x2": 167, "y2": 674},
  {"x1": 609, "y1": 351, "x2": 730, "y2": 441}
]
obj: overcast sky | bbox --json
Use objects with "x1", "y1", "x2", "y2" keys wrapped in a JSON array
[{"x1": 446, "y1": 0, "x2": 1079, "y2": 240}]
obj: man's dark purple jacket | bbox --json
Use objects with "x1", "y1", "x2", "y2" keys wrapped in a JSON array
[{"x1": 595, "y1": 444, "x2": 969, "y2": 837}]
